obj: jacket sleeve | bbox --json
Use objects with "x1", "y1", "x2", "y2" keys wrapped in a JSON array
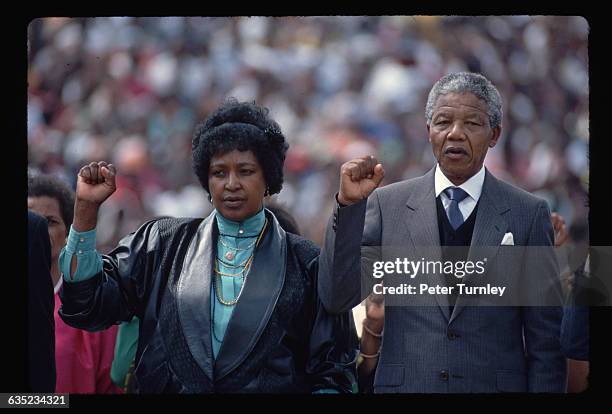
[
  {"x1": 306, "y1": 255, "x2": 359, "y2": 393},
  {"x1": 521, "y1": 201, "x2": 567, "y2": 392},
  {"x1": 58, "y1": 219, "x2": 161, "y2": 332},
  {"x1": 318, "y1": 193, "x2": 383, "y2": 314}
]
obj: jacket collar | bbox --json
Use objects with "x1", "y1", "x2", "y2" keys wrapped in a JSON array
[
  {"x1": 449, "y1": 169, "x2": 510, "y2": 324},
  {"x1": 403, "y1": 166, "x2": 448, "y2": 318}
]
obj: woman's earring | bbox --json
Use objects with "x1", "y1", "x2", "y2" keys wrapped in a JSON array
[
  {"x1": 208, "y1": 194, "x2": 213, "y2": 203},
  {"x1": 265, "y1": 186, "x2": 270, "y2": 197}
]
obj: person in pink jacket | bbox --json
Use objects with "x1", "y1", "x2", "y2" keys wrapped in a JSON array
[{"x1": 28, "y1": 174, "x2": 123, "y2": 394}]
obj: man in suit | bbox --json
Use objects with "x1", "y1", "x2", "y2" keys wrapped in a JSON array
[
  {"x1": 27, "y1": 210, "x2": 56, "y2": 392},
  {"x1": 318, "y1": 72, "x2": 567, "y2": 393}
]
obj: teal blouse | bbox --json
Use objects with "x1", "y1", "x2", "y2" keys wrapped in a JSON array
[{"x1": 211, "y1": 208, "x2": 265, "y2": 357}]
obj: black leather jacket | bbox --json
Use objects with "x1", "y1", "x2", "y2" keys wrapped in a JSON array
[{"x1": 59, "y1": 210, "x2": 358, "y2": 393}]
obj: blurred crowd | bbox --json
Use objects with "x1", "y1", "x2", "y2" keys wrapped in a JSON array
[{"x1": 27, "y1": 16, "x2": 589, "y2": 248}]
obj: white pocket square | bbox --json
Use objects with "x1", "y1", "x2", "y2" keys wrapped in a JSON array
[{"x1": 501, "y1": 232, "x2": 514, "y2": 246}]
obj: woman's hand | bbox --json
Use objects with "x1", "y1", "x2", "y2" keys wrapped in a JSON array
[
  {"x1": 76, "y1": 161, "x2": 117, "y2": 206},
  {"x1": 72, "y1": 161, "x2": 117, "y2": 232},
  {"x1": 338, "y1": 156, "x2": 384, "y2": 206},
  {"x1": 364, "y1": 293, "x2": 385, "y2": 333}
]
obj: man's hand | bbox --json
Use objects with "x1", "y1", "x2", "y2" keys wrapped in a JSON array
[
  {"x1": 338, "y1": 156, "x2": 384, "y2": 205},
  {"x1": 76, "y1": 161, "x2": 117, "y2": 206}
]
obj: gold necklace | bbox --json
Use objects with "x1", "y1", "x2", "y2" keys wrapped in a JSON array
[
  {"x1": 214, "y1": 256, "x2": 254, "y2": 277},
  {"x1": 214, "y1": 271, "x2": 249, "y2": 306},
  {"x1": 219, "y1": 237, "x2": 257, "y2": 261},
  {"x1": 216, "y1": 254, "x2": 252, "y2": 268}
]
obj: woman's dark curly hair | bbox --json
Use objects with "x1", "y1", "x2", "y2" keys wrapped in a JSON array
[
  {"x1": 28, "y1": 174, "x2": 75, "y2": 231},
  {"x1": 192, "y1": 98, "x2": 289, "y2": 195}
]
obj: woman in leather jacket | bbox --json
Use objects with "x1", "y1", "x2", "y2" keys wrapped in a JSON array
[{"x1": 57, "y1": 99, "x2": 359, "y2": 393}]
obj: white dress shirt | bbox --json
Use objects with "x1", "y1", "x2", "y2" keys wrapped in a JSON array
[{"x1": 434, "y1": 164, "x2": 485, "y2": 222}]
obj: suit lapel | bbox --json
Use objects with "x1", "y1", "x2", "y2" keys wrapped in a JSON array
[
  {"x1": 404, "y1": 167, "x2": 449, "y2": 321},
  {"x1": 214, "y1": 210, "x2": 286, "y2": 381},
  {"x1": 176, "y1": 213, "x2": 215, "y2": 381},
  {"x1": 449, "y1": 170, "x2": 510, "y2": 324}
]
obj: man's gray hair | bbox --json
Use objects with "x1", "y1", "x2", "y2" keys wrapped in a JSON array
[{"x1": 425, "y1": 72, "x2": 503, "y2": 129}]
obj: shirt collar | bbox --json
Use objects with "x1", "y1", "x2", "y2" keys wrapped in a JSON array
[
  {"x1": 215, "y1": 208, "x2": 266, "y2": 237},
  {"x1": 434, "y1": 164, "x2": 485, "y2": 202}
]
